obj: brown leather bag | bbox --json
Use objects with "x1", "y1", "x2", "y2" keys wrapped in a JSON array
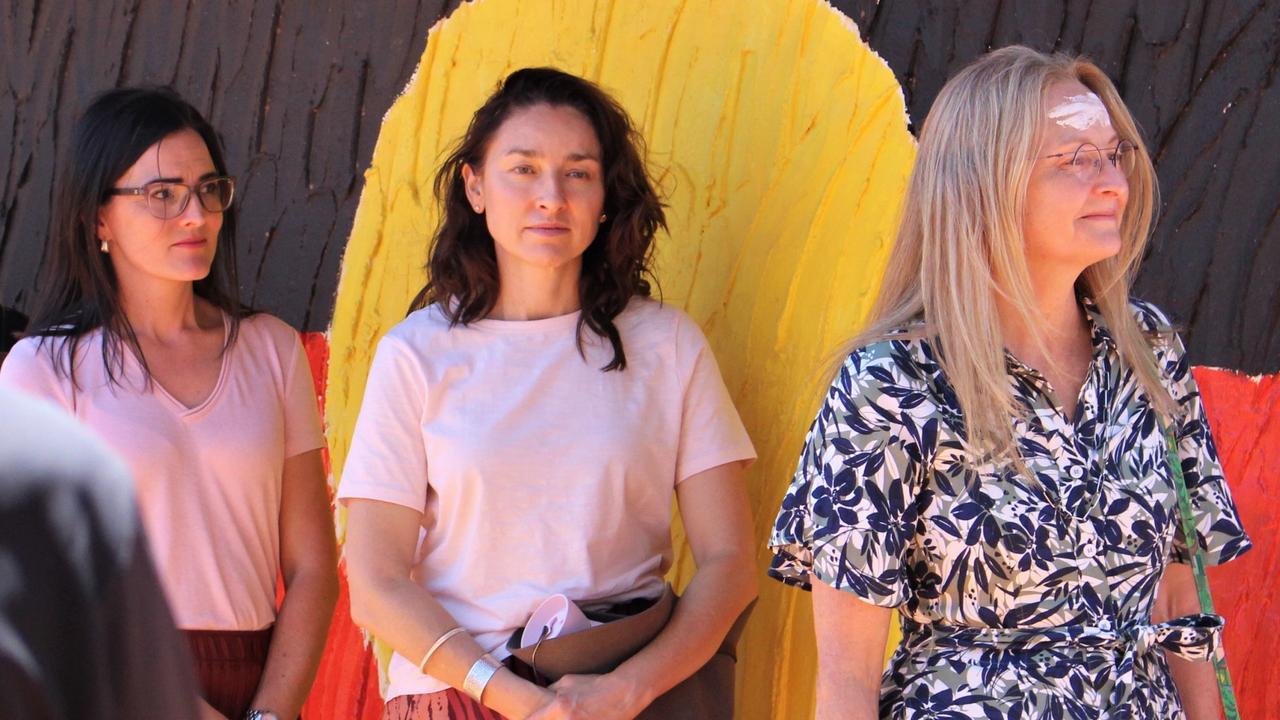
[{"x1": 505, "y1": 585, "x2": 753, "y2": 720}]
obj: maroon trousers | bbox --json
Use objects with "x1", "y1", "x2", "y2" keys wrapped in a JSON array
[{"x1": 185, "y1": 627, "x2": 273, "y2": 719}]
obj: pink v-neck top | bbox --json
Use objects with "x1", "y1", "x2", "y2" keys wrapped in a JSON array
[
  {"x1": 336, "y1": 298, "x2": 756, "y2": 699},
  {"x1": 0, "y1": 313, "x2": 325, "y2": 630}
]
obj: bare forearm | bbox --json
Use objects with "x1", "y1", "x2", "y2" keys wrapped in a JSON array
[
  {"x1": 810, "y1": 582, "x2": 892, "y2": 720},
  {"x1": 1154, "y1": 566, "x2": 1219, "y2": 720},
  {"x1": 610, "y1": 554, "x2": 757, "y2": 708},
  {"x1": 815, "y1": 627, "x2": 882, "y2": 720},
  {"x1": 350, "y1": 575, "x2": 551, "y2": 719},
  {"x1": 815, "y1": 676, "x2": 879, "y2": 720},
  {"x1": 816, "y1": 702, "x2": 878, "y2": 720},
  {"x1": 255, "y1": 449, "x2": 337, "y2": 716},
  {"x1": 250, "y1": 568, "x2": 338, "y2": 717},
  {"x1": 1167, "y1": 653, "x2": 1220, "y2": 720}
]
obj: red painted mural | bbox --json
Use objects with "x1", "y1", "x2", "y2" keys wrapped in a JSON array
[
  {"x1": 1196, "y1": 368, "x2": 1280, "y2": 716},
  {"x1": 299, "y1": 332, "x2": 386, "y2": 719}
]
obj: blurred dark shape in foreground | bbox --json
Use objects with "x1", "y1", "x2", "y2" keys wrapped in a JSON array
[{"x1": 0, "y1": 387, "x2": 197, "y2": 719}]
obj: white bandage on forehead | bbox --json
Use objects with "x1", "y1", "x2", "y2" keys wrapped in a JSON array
[{"x1": 1047, "y1": 92, "x2": 1111, "y2": 131}]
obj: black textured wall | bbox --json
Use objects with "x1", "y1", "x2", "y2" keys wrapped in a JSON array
[
  {"x1": 2, "y1": 0, "x2": 1277, "y2": 372},
  {"x1": 835, "y1": 0, "x2": 1280, "y2": 374},
  {"x1": 0, "y1": 0, "x2": 454, "y2": 331}
]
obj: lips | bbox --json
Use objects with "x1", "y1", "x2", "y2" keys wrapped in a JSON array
[
  {"x1": 524, "y1": 224, "x2": 570, "y2": 235},
  {"x1": 172, "y1": 237, "x2": 209, "y2": 248}
]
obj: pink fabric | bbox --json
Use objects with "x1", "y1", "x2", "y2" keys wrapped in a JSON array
[
  {"x1": 336, "y1": 298, "x2": 756, "y2": 700},
  {"x1": 0, "y1": 313, "x2": 325, "y2": 630}
]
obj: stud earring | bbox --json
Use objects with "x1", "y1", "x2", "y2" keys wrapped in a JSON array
[
  {"x1": 599, "y1": 213, "x2": 608, "y2": 223},
  {"x1": 99, "y1": 239, "x2": 109, "y2": 253},
  {"x1": 473, "y1": 205, "x2": 483, "y2": 213}
]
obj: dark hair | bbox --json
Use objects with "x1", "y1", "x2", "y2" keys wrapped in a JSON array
[
  {"x1": 409, "y1": 67, "x2": 666, "y2": 371},
  {"x1": 1, "y1": 305, "x2": 29, "y2": 354},
  {"x1": 27, "y1": 86, "x2": 247, "y2": 387}
]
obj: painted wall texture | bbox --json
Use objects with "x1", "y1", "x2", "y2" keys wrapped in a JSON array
[{"x1": 1, "y1": 1, "x2": 1276, "y2": 719}]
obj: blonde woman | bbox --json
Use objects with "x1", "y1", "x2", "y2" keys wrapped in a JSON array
[{"x1": 769, "y1": 46, "x2": 1251, "y2": 719}]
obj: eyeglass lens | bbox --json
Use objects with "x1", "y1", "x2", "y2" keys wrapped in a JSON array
[
  {"x1": 1068, "y1": 141, "x2": 1136, "y2": 179},
  {"x1": 146, "y1": 178, "x2": 235, "y2": 219}
]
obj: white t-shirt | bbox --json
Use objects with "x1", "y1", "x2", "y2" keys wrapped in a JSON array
[{"x1": 336, "y1": 298, "x2": 756, "y2": 699}]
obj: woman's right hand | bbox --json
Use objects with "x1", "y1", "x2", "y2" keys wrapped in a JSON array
[
  {"x1": 524, "y1": 693, "x2": 577, "y2": 720},
  {"x1": 523, "y1": 680, "x2": 645, "y2": 720}
]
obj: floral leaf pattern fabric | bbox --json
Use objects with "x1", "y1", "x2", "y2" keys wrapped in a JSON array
[{"x1": 769, "y1": 299, "x2": 1251, "y2": 719}]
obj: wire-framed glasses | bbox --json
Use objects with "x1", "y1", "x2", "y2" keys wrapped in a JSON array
[
  {"x1": 107, "y1": 176, "x2": 236, "y2": 220},
  {"x1": 1043, "y1": 140, "x2": 1137, "y2": 182}
]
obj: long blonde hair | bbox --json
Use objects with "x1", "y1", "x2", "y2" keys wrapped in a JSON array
[{"x1": 846, "y1": 45, "x2": 1175, "y2": 459}]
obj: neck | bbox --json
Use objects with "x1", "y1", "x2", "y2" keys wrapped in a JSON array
[
  {"x1": 489, "y1": 259, "x2": 582, "y2": 321},
  {"x1": 118, "y1": 278, "x2": 208, "y2": 340},
  {"x1": 997, "y1": 269, "x2": 1088, "y2": 360}
]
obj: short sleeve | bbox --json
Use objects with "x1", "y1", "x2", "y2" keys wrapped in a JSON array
[
  {"x1": 282, "y1": 333, "x2": 326, "y2": 458},
  {"x1": 1161, "y1": 333, "x2": 1252, "y2": 566},
  {"x1": 768, "y1": 345, "x2": 929, "y2": 608},
  {"x1": 673, "y1": 313, "x2": 756, "y2": 483},
  {"x1": 0, "y1": 338, "x2": 74, "y2": 411},
  {"x1": 335, "y1": 333, "x2": 430, "y2": 512}
]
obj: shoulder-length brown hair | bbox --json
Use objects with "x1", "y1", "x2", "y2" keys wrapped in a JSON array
[{"x1": 409, "y1": 67, "x2": 665, "y2": 371}]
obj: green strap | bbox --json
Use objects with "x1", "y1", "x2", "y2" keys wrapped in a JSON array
[{"x1": 1163, "y1": 423, "x2": 1241, "y2": 720}]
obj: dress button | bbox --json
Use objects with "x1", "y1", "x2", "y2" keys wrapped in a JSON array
[
  {"x1": 1069, "y1": 465, "x2": 1085, "y2": 480},
  {"x1": 1081, "y1": 542, "x2": 1098, "y2": 558}
]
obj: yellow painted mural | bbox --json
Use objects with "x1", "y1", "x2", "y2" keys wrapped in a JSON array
[{"x1": 325, "y1": 0, "x2": 917, "y2": 716}]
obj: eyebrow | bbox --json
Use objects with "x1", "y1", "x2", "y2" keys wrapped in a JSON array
[
  {"x1": 502, "y1": 148, "x2": 601, "y2": 162},
  {"x1": 137, "y1": 171, "x2": 221, "y2": 184},
  {"x1": 1068, "y1": 132, "x2": 1121, "y2": 145},
  {"x1": 1047, "y1": 134, "x2": 1123, "y2": 154}
]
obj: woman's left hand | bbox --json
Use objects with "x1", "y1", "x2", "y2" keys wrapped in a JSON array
[{"x1": 544, "y1": 672, "x2": 650, "y2": 720}]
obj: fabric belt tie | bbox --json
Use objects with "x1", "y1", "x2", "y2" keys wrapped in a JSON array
[{"x1": 906, "y1": 614, "x2": 1223, "y2": 710}]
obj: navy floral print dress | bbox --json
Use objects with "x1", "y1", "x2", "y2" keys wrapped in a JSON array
[{"x1": 769, "y1": 299, "x2": 1251, "y2": 720}]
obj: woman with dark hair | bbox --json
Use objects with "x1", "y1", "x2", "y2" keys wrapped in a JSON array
[
  {"x1": 0, "y1": 87, "x2": 338, "y2": 720},
  {"x1": 339, "y1": 68, "x2": 758, "y2": 720}
]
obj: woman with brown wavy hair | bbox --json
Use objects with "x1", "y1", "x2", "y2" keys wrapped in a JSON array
[{"x1": 338, "y1": 68, "x2": 758, "y2": 720}]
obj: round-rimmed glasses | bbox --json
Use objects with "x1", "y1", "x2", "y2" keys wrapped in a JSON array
[
  {"x1": 1043, "y1": 140, "x2": 1136, "y2": 182},
  {"x1": 107, "y1": 176, "x2": 236, "y2": 220}
]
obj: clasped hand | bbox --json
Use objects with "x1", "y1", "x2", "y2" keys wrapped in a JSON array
[{"x1": 526, "y1": 672, "x2": 648, "y2": 720}]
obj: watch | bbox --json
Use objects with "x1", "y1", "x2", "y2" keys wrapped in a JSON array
[{"x1": 244, "y1": 711, "x2": 280, "y2": 720}]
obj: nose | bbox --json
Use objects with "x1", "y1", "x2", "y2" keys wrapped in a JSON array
[
  {"x1": 535, "y1": 173, "x2": 567, "y2": 212},
  {"x1": 177, "y1": 190, "x2": 210, "y2": 226},
  {"x1": 1095, "y1": 157, "x2": 1128, "y2": 198}
]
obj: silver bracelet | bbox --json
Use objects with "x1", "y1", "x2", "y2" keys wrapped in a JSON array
[
  {"x1": 461, "y1": 654, "x2": 502, "y2": 702},
  {"x1": 418, "y1": 626, "x2": 468, "y2": 674}
]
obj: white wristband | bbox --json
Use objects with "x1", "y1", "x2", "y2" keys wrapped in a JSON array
[{"x1": 461, "y1": 654, "x2": 502, "y2": 702}]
